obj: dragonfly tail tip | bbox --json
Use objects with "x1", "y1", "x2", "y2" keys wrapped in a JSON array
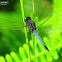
[{"x1": 45, "y1": 46, "x2": 49, "y2": 51}]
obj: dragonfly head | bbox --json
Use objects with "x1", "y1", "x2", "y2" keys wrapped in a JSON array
[{"x1": 24, "y1": 17, "x2": 31, "y2": 22}]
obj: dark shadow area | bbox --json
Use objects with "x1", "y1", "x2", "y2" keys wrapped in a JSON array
[
  {"x1": 0, "y1": 30, "x2": 26, "y2": 56},
  {"x1": 0, "y1": 0, "x2": 18, "y2": 11},
  {"x1": 52, "y1": 48, "x2": 62, "y2": 62}
]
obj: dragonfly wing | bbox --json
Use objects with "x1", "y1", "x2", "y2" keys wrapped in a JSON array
[
  {"x1": 0, "y1": 29, "x2": 23, "y2": 30},
  {"x1": 33, "y1": 30, "x2": 49, "y2": 51},
  {"x1": 37, "y1": 15, "x2": 53, "y2": 30},
  {"x1": 0, "y1": 17, "x2": 26, "y2": 31},
  {"x1": 0, "y1": 28, "x2": 29, "y2": 31}
]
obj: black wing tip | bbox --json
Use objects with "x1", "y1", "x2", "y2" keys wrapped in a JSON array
[{"x1": 45, "y1": 46, "x2": 49, "y2": 51}]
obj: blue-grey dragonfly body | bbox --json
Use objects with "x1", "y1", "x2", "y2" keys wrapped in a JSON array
[{"x1": 24, "y1": 17, "x2": 49, "y2": 51}]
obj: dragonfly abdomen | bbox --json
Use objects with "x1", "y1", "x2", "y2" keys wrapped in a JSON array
[{"x1": 33, "y1": 30, "x2": 49, "y2": 51}]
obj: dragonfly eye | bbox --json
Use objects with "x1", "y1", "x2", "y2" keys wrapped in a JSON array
[
  {"x1": 24, "y1": 17, "x2": 31, "y2": 22},
  {"x1": 25, "y1": 19, "x2": 26, "y2": 22},
  {"x1": 29, "y1": 17, "x2": 31, "y2": 20},
  {"x1": 24, "y1": 17, "x2": 27, "y2": 22}
]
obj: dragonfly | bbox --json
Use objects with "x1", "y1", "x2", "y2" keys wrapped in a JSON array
[
  {"x1": 0, "y1": 14, "x2": 52, "y2": 52},
  {"x1": 24, "y1": 16, "x2": 52, "y2": 51},
  {"x1": 0, "y1": 1, "x2": 52, "y2": 52}
]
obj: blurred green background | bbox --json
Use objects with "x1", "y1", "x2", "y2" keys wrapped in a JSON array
[{"x1": 0, "y1": 0, "x2": 62, "y2": 62}]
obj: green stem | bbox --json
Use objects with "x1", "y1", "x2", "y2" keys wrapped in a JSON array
[
  {"x1": 32, "y1": 0, "x2": 36, "y2": 61},
  {"x1": 32, "y1": 0, "x2": 35, "y2": 13},
  {"x1": 30, "y1": 13, "x2": 36, "y2": 62},
  {"x1": 20, "y1": 0, "x2": 31, "y2": 62}
]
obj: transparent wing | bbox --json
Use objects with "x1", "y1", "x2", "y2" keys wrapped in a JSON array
[
  {"x1": 37, "y1": 15, "x2": 53, "y2": 30},
  {"x1": 0, "y1": 17, "x2": 28, "y2": 31},
  {"x1": 35, "y1": 1, "x2": 53, "y2": 30}
]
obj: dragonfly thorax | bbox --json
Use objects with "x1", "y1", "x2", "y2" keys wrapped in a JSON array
[
  {"x1": 24, "y1": 17, "x2": 36, "y2": 32},
  {"x1": 27, "y1": 21, "x2": 36, "y2": 32}
]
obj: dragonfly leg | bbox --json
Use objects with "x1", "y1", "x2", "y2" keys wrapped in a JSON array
[
  {"x1": 29, "y1": 30, "x2": 30, "y2": 33},
  {"x1": 44, "y1": 46, "x2": 49, "y2": 51},
  {"x1": 35, "y1": 28, "x2": 36, "y2": 30},
  {"x1": 27, "y1": 30, "x2": 31, "y2": 35}
]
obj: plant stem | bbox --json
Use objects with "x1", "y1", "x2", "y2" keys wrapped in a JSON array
[
  {"x1": 20, "y1": 0, "x2": 31, "y2": 62},
  {"x1": 32, "y1": 0, "x2": 35, "y2": 13},
  {"x1": 32, "y1": 0, "x2": 36, "y2": 62}
]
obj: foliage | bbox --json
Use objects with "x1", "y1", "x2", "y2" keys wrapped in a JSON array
[
  {"x1": 0, "y1": 32, "x2": 62, "y2": 62},
  {"x1": 0, "y1": 0, "x2": 62, "y2": 62}
]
